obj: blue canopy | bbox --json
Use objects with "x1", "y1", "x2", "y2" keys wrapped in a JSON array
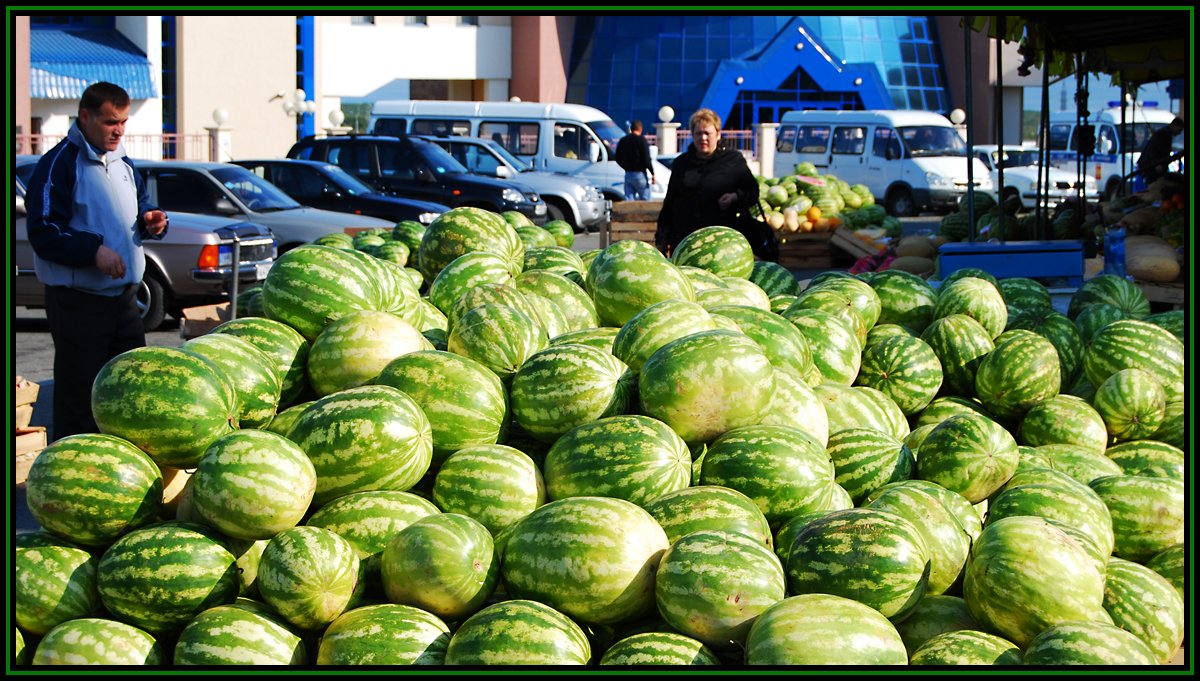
[{"x1": 30, "y1": 28, "x2": 158, "y2": 100}]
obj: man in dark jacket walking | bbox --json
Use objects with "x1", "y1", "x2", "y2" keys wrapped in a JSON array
[{"x1": 616, "y1": 120, "x2": 655, "y2": 200}]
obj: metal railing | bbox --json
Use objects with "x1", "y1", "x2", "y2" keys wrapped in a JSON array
[{"x1": 14, "y1": 133, "x2": 216, "y2": 161}]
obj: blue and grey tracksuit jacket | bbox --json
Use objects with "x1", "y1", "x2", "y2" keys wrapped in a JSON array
[{"x1": 25, "y1": 124, "x2": 165, "y2": 297}]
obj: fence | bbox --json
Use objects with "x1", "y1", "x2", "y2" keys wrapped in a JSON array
[{"x1": 14, "y1": 133, "x2": 216, "y2": 161}]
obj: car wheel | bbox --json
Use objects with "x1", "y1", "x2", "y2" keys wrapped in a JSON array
[
  {"x1": 544, "y1": 200, "x2": 570, "y2": 227},
  {"x1": 886, "y1": 187, "x2": 915, "y2": 217},
  {"x1": 137, "y1": 269, "x2": 167, "y2": 332}
]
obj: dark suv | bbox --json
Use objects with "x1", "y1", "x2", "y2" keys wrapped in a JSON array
[{"x1": 287, "y1": 134, "x2": 547, "y2": 224}]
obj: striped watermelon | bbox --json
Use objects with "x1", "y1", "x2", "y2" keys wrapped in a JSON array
[
  {"x1": 772, "y1": 511, "x2": 832, "y2": 566},
  {"x1": 814, "y1": 384, "x2": 910, "y2": 441},
  {"x1": 680, "y1": 264, "x2": 729, "y2": 294},
  {"x1": 1152, "y1": 397, "x2": 1185, "y2": 448},
  {"x1": 91, "y1": 346, "x2": 238, "y2": 468},
  {"x1": 884, "y1": 479, "x2": 983, "y2": 544},
  {"x1": 986, "y1": 479, "x2": 1114, "y2": 566},
  {"x1": 745, "y1": 594, "x2": 908, "y2": 665},
  {"x1": 866, "y1": 481, "x2": 971, "y2": 596},
  {"x1": 15, "y1": 537, "x2": 100, "y2": 636},
  {"x1": 1067, "y1": 273, "x2": 1151, "y2": 320},
  {"x1": 446, "y1": 303, "x2": 548, "y2": 380},
  {"x1": 932, "y1": 276, "x2": 1007, "y2": 339},
  {"x1": 173, "y1": 604, "x2": 305, "y2": 665},
  {"x1": 261, "y1": 244, "x2": 381, "y2": 342},
  {"x1": 719, "y1": 276, "x2": 771, "y2": 310},
  {"x1": 893, "y1": 594, "x2": 981, "y2": 657},
  {"x1": 869, "y1": 269, "x2": 938, "y2": 333},
  {"x1": 381, "y1": 513, "x2": 499, "y2": 621},
  {"x1": 587, "y1": 239, "x2": 695, "y2": 327},
  {"x1": 1083, "y1": 319, "x2": 1184, "y2": 402},
  {"x1": 1037, "y1": 443, "x2": 1123, "y2": 485},
  {"x1": 516, "y1": 225, "x2": 557, "y2": 250},
  {"x1": 1105, "y1": 440, "x2": 1185, "y2": 481},
  {"x1": 699, "y1": 425, "x2": 834, "y2": 528},
  {"x1": 97, "y1": 522, "x2": 240, "y2": 635},
  {"x1": 257, "y1": 526, "x2": 361, "y2": 631},
  {"x1": 825, "y1": 428, "x2": 914, "y2": 504},
  {"x1": 919, "y1": 314, "x2": 995, "y2": 397},
  {"x1": 375, "y1": 350, "x2": 508, "y2": 468},
  {"x1": 32, "y1": 618, "x2": 163, "y2": 666},
  {"x1": 373, "y1": 240, "x2": 411, "y2": 266},
  {"x1": 962, "y1": 515, "x2": 1106, "y2": 647},
  {"x1": 696, "y1": 284, "x2": 757, "y2": 310},
  {"x1": 523, "y1": 245, "x2": 585, "y2": 281},
  {"x1": 1022, "y1": 621, "x2": 1158, "y2": 665},
  {"x1": 417, "y1": 206, "x2": 524, "y2": 281},
  {"x1": 346, "y1": 248, "x2": 421, "y2": 323},
  {"x1": 642, "y1": 485, "x2": 772, "y2": 547},
  {"x1": 1017, "y1": 394, "x2": 1108, "y2": 455},
  {"x1": 998, "y1": 276, "x2": 1051, "y2": 314},
  {"x1": 973, "y1": 329, "x2": 1061, "y2": 421},
  {"x1": 307, "y1": 310, "x2": 428, "y2": 397},
  {"x1": 445, "y1": 599, "x2": 591, "y2": 665},
  {"x1": 670, "y1": 226, "x2": 755, "y2": 278},
  {"x1": 511, "y1": 344, "x2": 634, "y2": 442},
  {"x1": 598, "y1": 631, "x2": 721, "y2": 665},
  {"x1": 515, "y1": 269, "x2": 600, "y2": 333},
  {"x1": 760, "y1": 366, "x2": 829, "y2": 446},
  {"x1": 305, "y1": 490, "x2": 440, "y2": 588},
  {"x1": 866, "y1": 323, "x2": 915, "y2": 347},
  {"x1": 785, "y1": 508, "x2": 931, "y2": 620},
  {"x1": 317, "y1": 603, "x2": 451, "y2": 665},
  {"x1": 1143, "y1": 309, "x2": 1184, "y2": 342},
  {"x1": 940, "y1": 266, "x2": 999, "y2": 290},
  {"x1": 1145, "y1": 544, "x2": 1185, "y2": 602},
  {"x1": 543, "y1": 415, "x2": 690, "y2": 506},
  {"x1": 1092, "y1": 369, "x2": 1167, "y2": 441},
  {"x1": 1006, "y1": 307, "x2": 1085, "y2": 386},
  {"x1": 810, "y1": 275, "x2": 883, "y2": 330},
  {"x1": 190, "y1": 429, "x2": 317, "y2": 541},
  {"x1": 501, "y1": 496, "x2": 669, "y2": 625},
  {"x1": 769, "y1": 293, "x2": 798, "y2": 315},
  {"x1": 916, "y1": 412, "x2": 1018, "y2": 503},
  {"x1": 182, "y1": 332, "x2": 282, "y2": 428},
  {"x1": 708, "y1": 304, "x2": 815, "y2": 377},
  {"x1": 638, "y1": 329, "x2": 775, "y2": 444},
  {"x1": 1103, "y1": 557, "x2": 1185, "y2": 663},
  {"x1": 655, "y1": 530, "x2": 786, "y2": 648},
  {"x1": 287, "y1": 385, "x2": 433, "y2": 506},
  {"x1": 1075, "y1": 301, "x2": 1130, "y2": 345},
  {"x1": 212, "y1": 316, "x2": 311, "y2": 407},
  {"x1": 447, "y1": 281, "x2": 543, "y2": 333},
  {"x1": 264, "y1": 401, "x2": 312, "y2": 440},
  {"x1": 780, "y1": 306, "x2": 862, "y2": 384},
  {"x1": 612, "y1": 299, "x2": 716, "y2": 374},
  {"x1": 909, "y1": 630, "x2": 1022, "y2": 665},
  {"x1": 787, "y1": 287, "x2": 869, "y2": 345},
  {"x1": 313, "y1": 231, "x2": 354, "y2": 249},
  {"x1": 431, "y1": 445, "x2": 545, "y2": 536},
  {"x1": 417, "y1": 298, "x2": 447, "y2": 333},
  {"x1": 427, "y1": 251, "x2": 516, "y2": 315},
  {"x1": 549, "y1": 326, "x2": 620, "y2": 353},
  {"x1": 855, "y1": 334, "x2": 943, "y2": 416},
  {"x1": 1088, "y1": 475, "x2": 1185, "y2": 563},
  {"x1": 749, "y1": 260, "x2": 800, "y2": 297},
  {"x1": 24, "y1": 433, "x2": 163, "y2": 546}
]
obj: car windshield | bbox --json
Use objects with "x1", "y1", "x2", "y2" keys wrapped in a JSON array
[
  {"x1": 993, "y1": 150, "x2": 1041, "y2": 168},
  {"x1": 899, "y1": 126, "x2": 967, "y2": 157},
  {"x1": 589, "y1": 119, "x2": 624, "y2": 157},
  {"x1": 210, "y1": 166, "x2": 302, "y2": 211},
  {"x1": 485, "y1": 141, "x2": 532, "y2": 172},
  {"x1": 321, "y1": 164, "x2": 378, "y2": 195},
  {"x1": 416, "y1": 141, "x2": 471, "y2": 175}
]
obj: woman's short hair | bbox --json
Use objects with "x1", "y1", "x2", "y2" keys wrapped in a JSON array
[{"x1": 689, "y1": 108, "x2": 722, "y2": 134}]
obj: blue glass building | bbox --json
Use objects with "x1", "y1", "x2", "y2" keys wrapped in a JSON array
[{"x1": 567, "y1": 15, "x2": 952, "y2": 130}]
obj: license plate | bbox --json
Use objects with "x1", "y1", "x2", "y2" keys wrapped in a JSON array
[{"x1": 255, "y1": 262, "x2": 272, "y2": 280}]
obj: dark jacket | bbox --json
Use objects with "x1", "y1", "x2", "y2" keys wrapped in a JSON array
[
  {"x1": 615, "y1": 132, "x2": 653, "y2": 174},
  {"x1": 655, "y1": 145, "x2": 759, "y2": 253}
]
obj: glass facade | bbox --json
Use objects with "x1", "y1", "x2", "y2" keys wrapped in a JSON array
[{"x1": 568, "y1": 15, "x2": 951, "y2": 130}]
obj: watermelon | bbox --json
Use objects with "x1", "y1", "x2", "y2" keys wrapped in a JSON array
[
  {"x1": 381, "y1": 513, "x2": 499, "y2": 621},
  {"x1": 749, "y1": 260, "x2": 801, "y2": 297},
  {"x1": 1102, "y1": 557, "x2": 1185, "y2": 663},
  {"x1": 287, "y1": 385, "x2": 433, "y2": 506},
  {"x1": 190, "y1": 429, "x2": 317, "y2": 541},
  {"x1": 781, "y1": 306, "x2": 862, "y2": 385},
  {"x1": 1005, "y1": 307, "x2": 1085, "y2": 386},
  {"x1": 1017, "y1": 394, "x2": 1108, "y2": 455},
  {"x1": 511, "y1": 344, "x2": 634, "y2": 442},
  {"x1": 257, "y1": 526, "x2": 361, "y2": 631},
  {"x1": 501, "y1": 496, "x2": 669, "y2": 625},
  {"x1": 173, "y1": 604, "x2": 305, "y2": 665},
  {"x1": 1067, "y1": 273, "x2": 1151, "y2": 320},
  {"x1": 814, "y1": 384, "x2": 909, "y2": 441},
  {"x1": 391, "y1": 220, "x2": 427, "y2": 250},
  {"x1": 611, "y1": 299, "x2": 716, "y2": 374},
  {"x1": 542, "y1": 415, "x2": 691, "y2": 507},
  {"x1": 916, "y1": 412, "x2": 1019, "y2": 503},
  {"x1": 973, "y1": 329, "x2": 1061, "y2": 421},
  {"x1": 1083, "y1": 319, "x2": 1184, "y2": 402},
  {"x1": 869, "y1": 269, "x2": 939, "y2": 333},
  {"x1": 805, "y1": 275, "x2": 883, "y2": 330},
  {"x1": 655, "y1": 530, "x2": 786, "y2": 648},
  {"x1": 680, "y1": 264, "x2": 729, "y2": 293},
  {"x1": 417, "y1": 206, "x2": 524, "y2": 281},
  {"x1": 670, "y1": 225, "x2": 755, "y2": 279},
  {"x1": 855, "y1": 334, "x2": 943, "y2": 416},
  {"x1": 517, "y1": 224, "x2": 557, "y2": 249},
  {"x1": 431, "y1": 445, "x2": 545, "y2": 536},
  {"x1": 909, "y1": 630, "x2": 1022, "y2": 665},
  {"x1": 15, "y1": 536, "x2": 100, "y2": 636},
  {"x1": 598, "y1": 632, "x2": 721, "y2": 666},
  {"x1": 427, "y1": 251, "x2": 516, "y2": 315},
  {"x1": 745, "y1": 594, "x2": 908, "y2": 665},
  {"x1": 514, "y1": 269, "x2": 600, "y2": 333},
  {"x1": 261, "y1": 243, "x2": 381, "y2": 342},
  {"x1": 24, "y1": 433, "x2": 163, "y2": 547},
  {"x1": 446, "y1": 302, "x2": 548, "y2": 380},
  {"x1": 760, "y1": 366, "x2": 829, "y2": 446},
  {"x1": 373, "y1": 240, "x2": 411, "y2": 266},
  {"x1": 444, "y1": 599, "x2": 591, "y2": 665},
  {"x1": 998, "y1": 276, "x2": 1051, "y2": 313},
  {"x1": 893, "y1": 594, "x2": 981, "y2": 657},
  {"x1": 986, "y1": 478, "x2": 1114, "y2": 566},
  {"x1": 212, "y1": 316, "x2": 311, "y2": 407},
  {"x1": 317, "y1": 604, "x2": 451, "y2": 665},
  {"x1": 787, "y1": 287, "x2": 869, "y2": 345},
  {"x1": 91, "y1": 346, "x2": 238, "y2": 467},
  {"x1": 642, "y1": 485, "x2": 772, "y2": 548},
  {"x1": 32, "y1": 618, "x2": 163, "y2": 665},
  {"x1": 708, "y1": 304, "x2": 815, "y2": 377},
  {"x1": 1074, "y1": 302, "x2": 1129, "y2": 344},
  {"x1": 549, "y1": 326, "x2": 620, "y2": 353},
  {"x1": 1088, "y1": 475, "x2": 1185, "y2": 563},
  {"x1": 932, "y1": 276, "x2": 1007, "y2": 339},
  {"x1": 1022, "y1": 621, "x2": 1158, "y2": 665},
  {"x1": 865, "y1": 481, "x2": 971, "y2": 596},
  {"x1": 919, "y1": 314, "x2": 995, "y2": 397},
  {"x1": 307, "y1": 310, "x2": 427, "y2": 397},
  {"x1": 523, "y1": 245, "x2": 586, "y2": 282},
  {"x1": 1145, "y1": 544, "x2": 1185, "y2": 602},
  {"x1": 940, "y1": 267, "x2": 999, "y2": 290},
  {"x1": 1092, "y1": 368, "x2": 1167, "y2": 441},
  {"x1": 97, "y1": 522, "x2": 240, "y2": 635},
  {"x1": 587, "y1": 239, "x2": 695, "y2": 327},
  {"x1": 719, "y1": 276, "x2": 771, "y2": 310},
  {"x1": 1105, "y1": 440, "x2": 1185, "y2": 481},
  {"x1": 825, "y1": 428, "x2": 914, "y2": 504},
  {"x1": 1143, "y1": 309, "x2": 1184, "y2": 342}
]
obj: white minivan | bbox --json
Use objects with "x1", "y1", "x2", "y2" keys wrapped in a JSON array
[
  {"x1": 1046, "y1": 104, "x2": 1183, "y2": 200},
  {"x1": 369, "y1": 100, "x2": 671, "y2": 201},
  {"x1": 773, "y1": 110, "x2": 993, "y2": 216}
]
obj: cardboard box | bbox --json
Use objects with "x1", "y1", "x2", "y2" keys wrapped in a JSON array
[
  {"x1": 16, "y1": 376, "x2": 40, "y2": 407},
  {"x1": 832, "y1": 226, "x2": 887, "y2": 260},
  {"x1": 180, "y1": 303, "x2": 232, "y2": 340},
  {"x1": 15, "y1": 426, "x2": 48, "y2": 486},
  {"x1": 16, "y1": 404, "x2": 33, "y2": 430}
]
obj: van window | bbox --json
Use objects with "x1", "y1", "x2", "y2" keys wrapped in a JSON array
[
  {"x1": 796, "y1": 125, "x2": 831, "y2": 153},
  {"x1": 553, "y1": 123, "x2": 589, "y2": 160},
  {"x1": 412, "y1": 119, "x2": 471, "y2": 136},
  {"x1": 448, "y1": 142, "x2": 504, "y2": 176},
  {"x1": 776, "y1": 125, "x2": 797, "y2": 153},
  {"x1": 480, "y1": 121, "x2": 540, "y2": 156},
  {"x1": 1096, "y1": 125, "x2": 1118, "y2": 155},
  {"x1": 899, "y1": 126, "x2": 966, "y2": 157},
  {"x1": 872, "y1": 127, "x2": 902, "y2": 159},
  {"x1": 1047, "y1": 124, "x2": 1072, "y2": 151},
  {"x1": 832, "y1": 126, "x2": 867, "y2": 155},
  {"x1": 374, "y1": 118, "x2": 407, "y2": 136}
]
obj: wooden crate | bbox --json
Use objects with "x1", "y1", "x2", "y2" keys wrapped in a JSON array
[
  {"x1": 1136, "y1": 280, "x2": 1185, "y2": 308},
  {"x1": 15, "y1": 426, "x2": 47, "y2": 486},
  {"x1": 603, "y1": 200, "x2": 662, "y2": 248},
  {"x1": 776, "y1": 231, "x2": 834, "y2": 269}
]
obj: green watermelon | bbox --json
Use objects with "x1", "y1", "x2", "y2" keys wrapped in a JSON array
[
  {"x1": 1067, "y1": 273, "x2": 1151, "y2": 320},
  {"x1": 855, "y1": 334, "x2": 943, "y2": 416},
  {"x1": 257, "y1": 525, "x2": 361, "y2": 631},
  {"x1": 1006, "y1": 307, "x2": 1085, "y2": 387},
  {"x1": 612, "y1": 299, "x2": 716, "y2": 374},
  {"x1": 1104, "y1": 440, "x2": 1185, "y2": 481},
  {"x1": 1145, "y1": 544, "x2": 1185, "y2": 602},
  {"x1": 745, "y1": 594, "x2": 908, "y2": 665},
  {"x1": 709, "y1": 304, "x2": 815, "y2": 377},
  {"x1": 973, "y1": 329, "x2": 1061, "y2": 421},
  {"x1": 1074, "y1": 301, "x2": 1129, "y2": 344},
  {"x1": 514, "y1": 269, "x2": 600, "y2": 333},
  {"x1": 760, "y1": 366, "x2": 829, "y2": 446},
  {"x1": 511, "y1": 344, "x2": 634, "y2": 442},
  {"x1": 781, "y1": 306, "x2": 863, "y2": 385},
  {"x1": 549, "y1": 326, "x2": 620, "y2": 353},
  {"x1": 814, "y1": 384, "x2": 909, "y2": 441},
  {"x1": 523, "y1": 245, "x2": 586, "y2": 282},
  {"x1": 787, "y1": 287, "x2": 869, "y2": 346},
  {"x1": 919, "y1": 314, "x2": 994, "y2": 397},
  {"x1": 15, "y1": 536, "x2": 100, "y2": 636},
  {"x1": 598, "y1": 631, "x2": 721, "y2": 665},
  {"x1": 427, "y1": 251, "x2": 516, "y2": 315},
  {"x1": 261, "y1": 243, "x2": 381, "y2": 342},
  {"x1": 446, "y1": 303, "x2": 548, "y2": 380},
  {"x1": 431, "y1": 445, "x2": 545, "y2": 536},
  {"x1": 986, "y1": 478, "x2": 1114, "y2": 566},
  {"x1": 444, "y1": 599, "x2": 591, "y2": 665},
  {"x1": 825, "y1": 428, "x2": 914, "y2": 504},
  {"x1": 749, "y1": 260, "x2": 800, "y2": 297},
  {"x1": 869, "y1": 269, "x2": 939, "y2": 333},
  {"x1": 893, "y1": 594, "x2": 981, "y2": 657},
  {"x1": 932, "y1": 276, "x2": 1007, "y2": 339},
  {"x1": 1102, "y1": 557, "x2": 1185, "y2": 663},
  {"x1": 587, "y1": 240, "x2": 695, "y2": 327},
  {"x1": 915, "y1": 412, "x2": 1019, "y2": 503},
  {"x1": 212, "y1": 316, "x2": 311, "y2": 407},
  {"x1": 670, "y1": 225, "x2": 755, "y2": 279},
  {"x1": 307, "y1": 309, "x2": 428, "y2": 396},
  {"x1": 1088, "y1": 475, "x2": 1185, "y2": 563},
  {"x1": 516, "y1": 225, "x2": 557, "y2": 250},
  {"x1": 317, "y1": 603, "x2": 451, "y2": 665},
  {"x1": 1022, "y1": 621, "x2": 1158, "y2": 665},
  {"x1": 417, "y1": 206, "x2": 524, "y2": 281},
  {"x1": 642, "y1": 485, "x2": 772, "y2": 547},
  {"x1": 173, "y1": 604, "x2": 305, "y2": 665},
  {"x1": 909, "y1": 630, "x2": 1022, "y2": 665},
  {"x1": 1092, "y1": 368, "x2": 1167, "y2": 441},
  {"x1": 381, "y1": 513, "x2": 499, "y2": 621},
  {"x1": 32, "y1": 618, "x2": 163, "y2": 665},
  {"x1": 865, "y1": 481, "x2": 971, "y2": 596},
  {"x1": 1017, "y1": 394, "x2": 1108, "y2": 455}
]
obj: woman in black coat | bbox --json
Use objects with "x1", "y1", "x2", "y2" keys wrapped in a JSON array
[{"x1": 655, "y1": 108, "x2": 761, "y2": 257}]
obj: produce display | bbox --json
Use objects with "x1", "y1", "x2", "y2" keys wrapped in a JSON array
[
  {"x1": 15, "y1": 206, "x2": 1186, "y2": 667},
  {"x1": 757, "y1": 164, "x2": 902, "y2": 239}
]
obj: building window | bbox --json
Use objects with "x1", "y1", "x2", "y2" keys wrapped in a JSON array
[
  {"x1": 405, "y1": 16, "x2": 427, "y2": 26},
  {"x1": 458, "y1": 16, "x2": 479, "y2": 26},
  {"x1": 351, "y1": 16, "x2": 374, "y2": 25}
]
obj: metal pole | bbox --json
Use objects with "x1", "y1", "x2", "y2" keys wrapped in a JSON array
[
  {"x1": 995, "y1": 15, "x2": 1005, "y2": 241},
  {"x1": 964, "y1": 17, "x2": 976, "y2": 242},
  {"x1": 229, "y1": 234, "x2": 241, "y2": 321},
  {"x1": 1039, "y1": 53, "x2": 1051, "y2": 239}
]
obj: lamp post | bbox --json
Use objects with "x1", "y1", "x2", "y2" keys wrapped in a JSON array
[
  {"x1": 206, "y1": 108, "x2": 232, "y2": 162},
  {"x1": 655, "y1": 105, "x2": 680, "y2": 157},
  {"x1": 283, "y1": 89, "x2": 316, "y2": 138}
]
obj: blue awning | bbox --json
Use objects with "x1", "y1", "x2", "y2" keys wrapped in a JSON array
[{"x1": 30, "y1": 28, "x2": 158, "y2": 100}]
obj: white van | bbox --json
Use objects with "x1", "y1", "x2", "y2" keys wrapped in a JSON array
[
  {"x1": 773, "y1": 110, "x2": 993, "y2": 216},
  {"x1": 369, "y1": 100, "x2": 670, "y2": 201},
  {"x1": 1046, "y1": 104, "x2": 1183, "y2": 200}
]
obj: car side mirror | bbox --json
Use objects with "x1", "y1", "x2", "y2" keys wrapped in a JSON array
[
  {"x1": 495, "y1": 165, "x2": 512, "y2": 179},
  {"x1": 589, "y1": 142, "x2": 601, "y2": 163},
  {"x1": 214, "y1": 197, "x2": 241, "y2": 215}
]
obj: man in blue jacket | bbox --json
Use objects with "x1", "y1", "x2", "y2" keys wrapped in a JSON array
[{"x1": 25, "y1": 81, "x2": 170, "y2": 440}]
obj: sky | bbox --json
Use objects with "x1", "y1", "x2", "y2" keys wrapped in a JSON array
[{"x1": 1025, "y1": 75, "x2": 1178, "y2": 116}]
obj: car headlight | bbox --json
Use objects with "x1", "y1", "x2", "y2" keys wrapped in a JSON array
[
  {"x1": 974, "y1": 176, "x2": 993, "y2": 190},
  {"x1": 502, "y1": 188, "x2": 524, "y2": 204},
  {"x1": 1084, "y1": 177, "x2": 1098, "y2": 191},
  {"x1": 927, "y1": 172, "x2": 955, "y2": 188}
]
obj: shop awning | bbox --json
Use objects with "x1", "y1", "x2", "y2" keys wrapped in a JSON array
[{"x1": 30, "y1": 28, "x2": 158, "y2": 100}]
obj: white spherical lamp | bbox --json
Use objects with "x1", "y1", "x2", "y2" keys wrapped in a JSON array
[
  {"x1": 658, "y1": 106, "x2": 675, "y2": 123},
  {"x1": 328, "y1": 109, "x2": 345, "y2": 128},
  {"x1": 949, "y1": 108, "x2": 967, "y2": 125},
  {"x1": 212, "y1": 108, "x2": 229, "y2": 127}
]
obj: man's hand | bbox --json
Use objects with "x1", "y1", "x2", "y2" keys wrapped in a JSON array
[
  {"x1": 143, "y1": 209, "x2": 169, "y2": 236},
  {"x1": 95, "y1": 244, "x2": 126, "y2": 279}
]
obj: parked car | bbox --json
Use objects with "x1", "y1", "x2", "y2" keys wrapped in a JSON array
[
  {"x1": 414, "y1": 135, "x2": 609, "y2": 231},
  {"x1": 131, "y1": 160, "x2": 395, "y2": 252},
  {"x1": 973, "y1": 144, "x2": 1100, "y2": 210},
  {"x1": 287, "y1": 134, "x2": 548, "y2": 224},
  {"x1": 232, "y1": 158, "x2": 448, "y2": 226},
  {"x1": 15, "y1": 158, "x2": 276, "y2": 331}
]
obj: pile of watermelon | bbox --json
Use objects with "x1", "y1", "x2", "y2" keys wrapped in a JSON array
[
  {"x1": 16, "y1": 207, "x2": 1186, "y2": 667},
  {"x1": 758, "y1": 164, "x2": 902, "y2": 238}
]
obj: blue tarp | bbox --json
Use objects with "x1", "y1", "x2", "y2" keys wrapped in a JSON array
[{"x1": 30, "y1": 28, "x2": 158, "y2": 100}]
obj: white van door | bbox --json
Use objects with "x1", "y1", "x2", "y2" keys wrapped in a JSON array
[
  {"x1": 826, "y1": 124, "x2": 869, "y2": 180},
  {"x1": 866, "y1": 126, "x2": 903, "y2": 200},
  {"x1": 790, "y1": 124, "x2": 832, "y2": 172},
  {"x1": 546, "y1": 121, "x2": 622, "y2": 195}
]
